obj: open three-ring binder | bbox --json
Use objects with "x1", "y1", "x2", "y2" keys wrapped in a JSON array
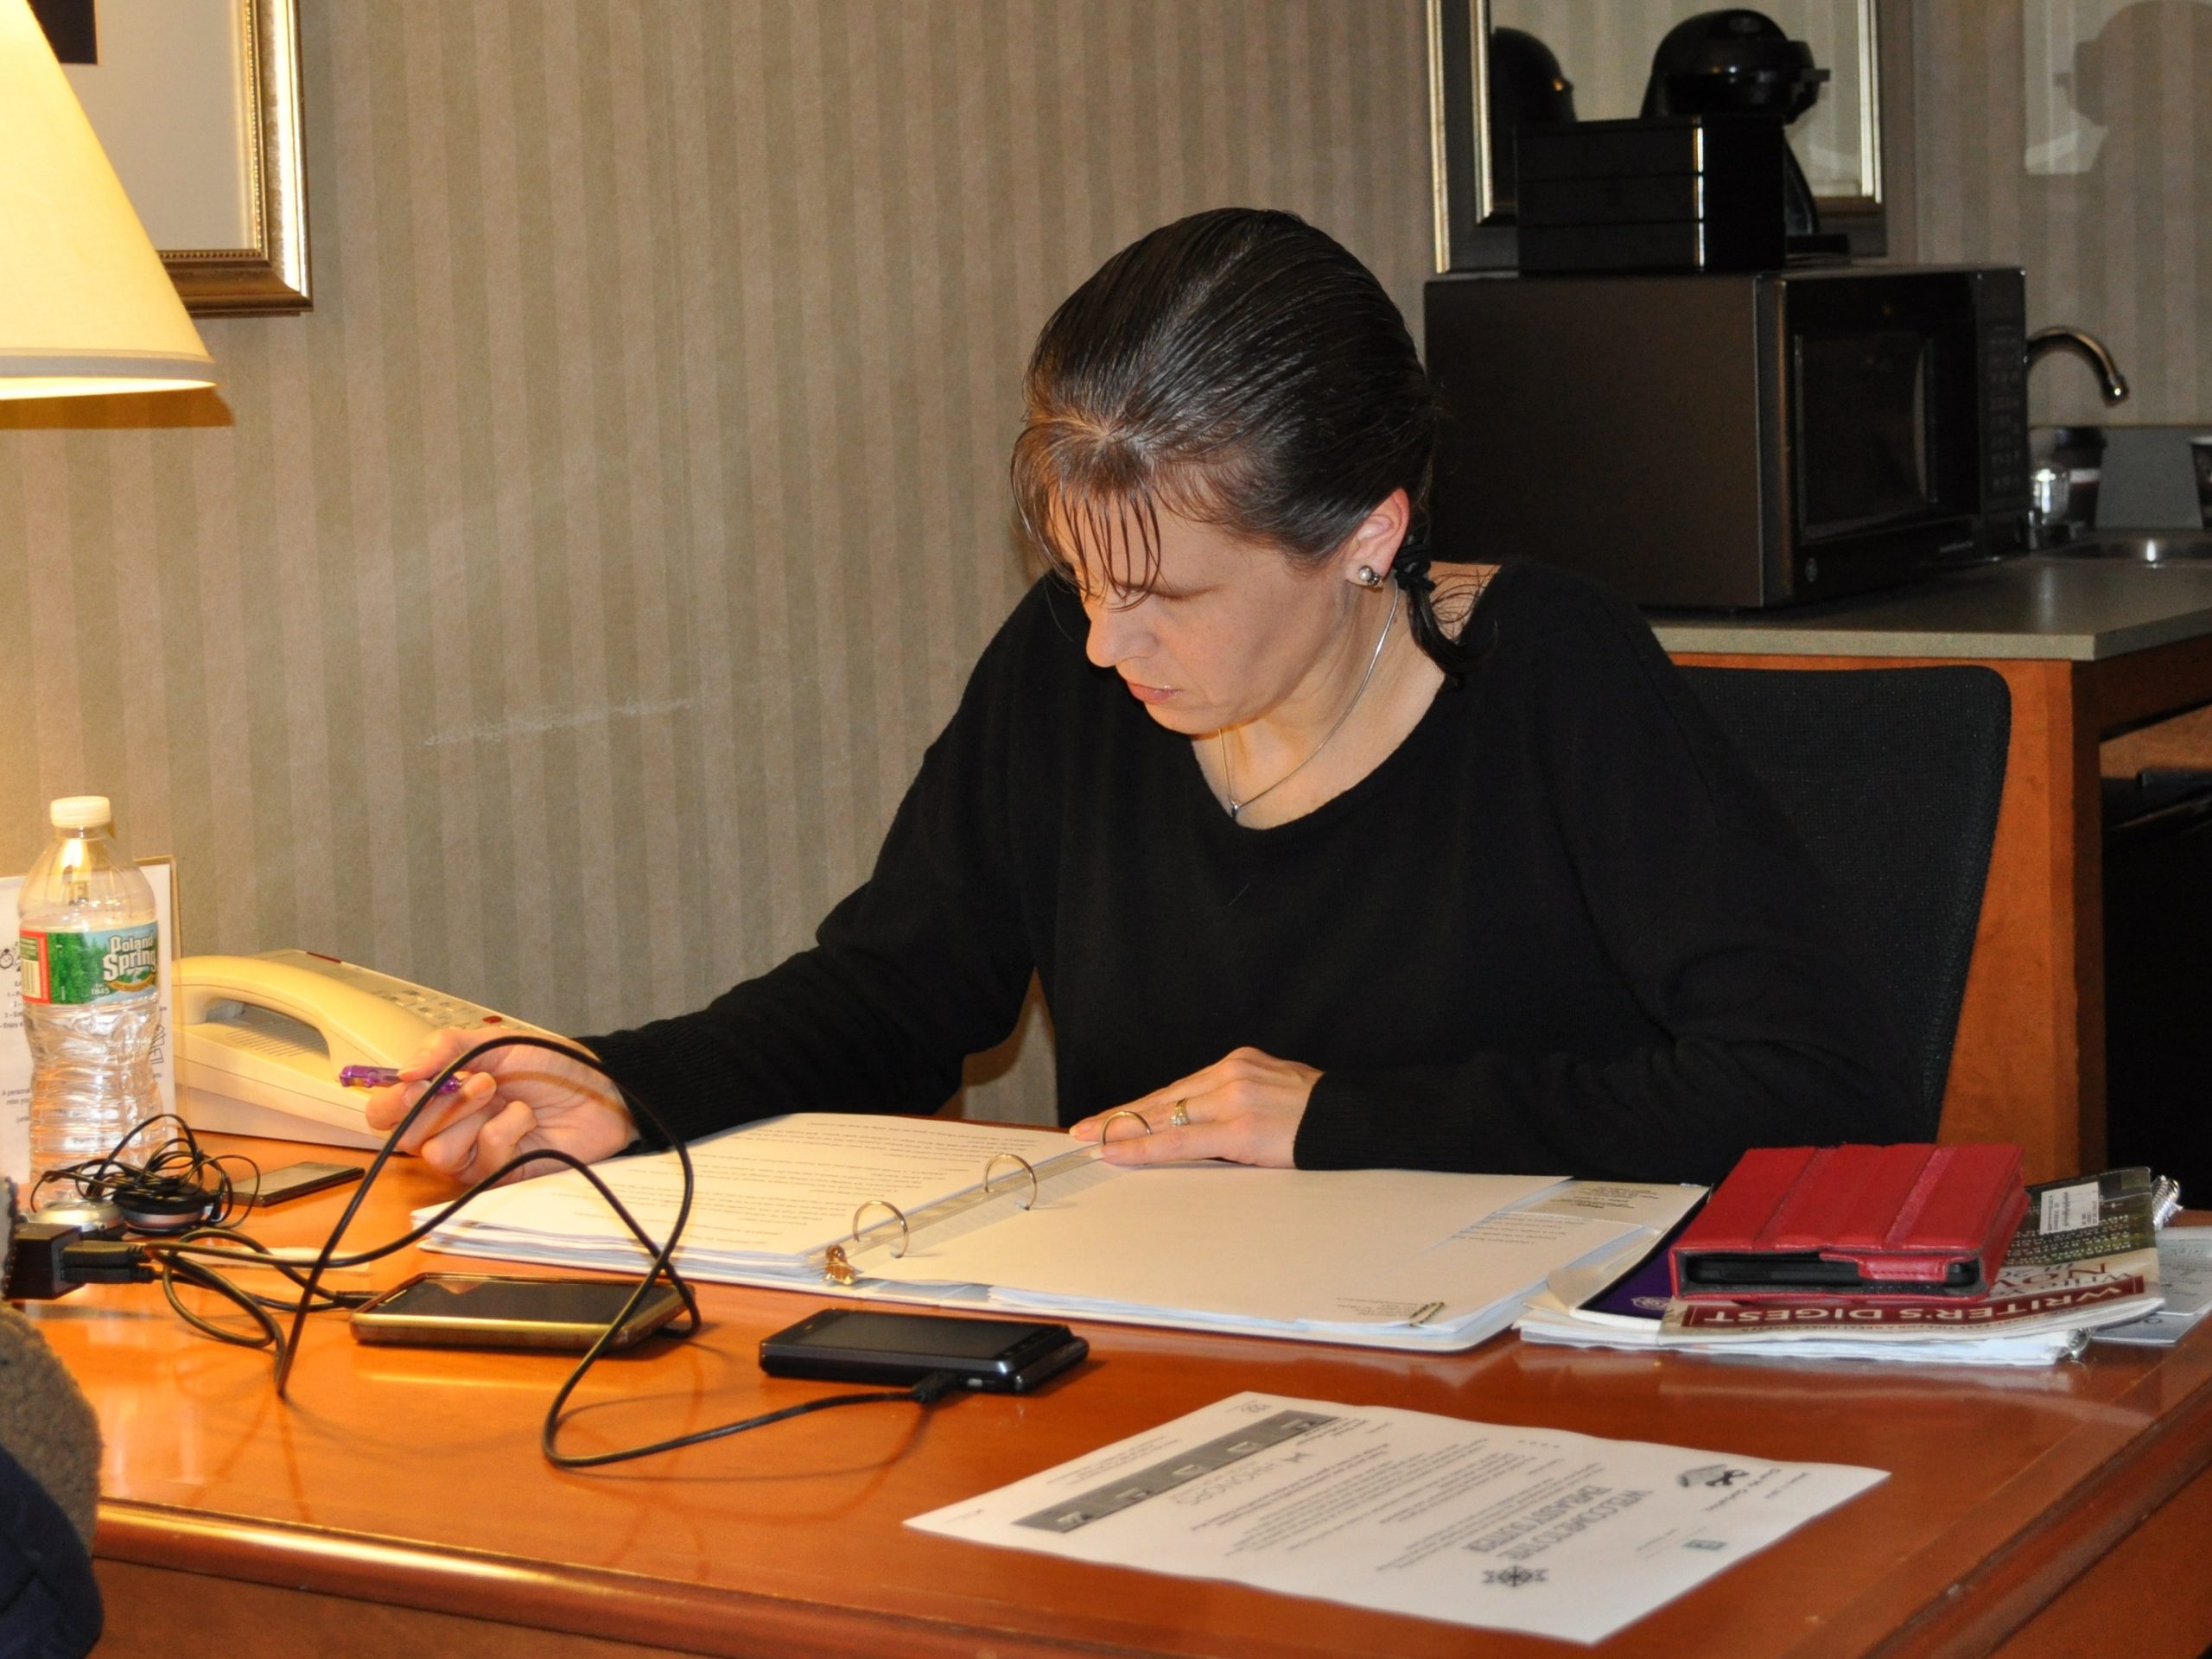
[{"x1": 419, "y1": 1114, "x2": 1705, "y2": 1352}]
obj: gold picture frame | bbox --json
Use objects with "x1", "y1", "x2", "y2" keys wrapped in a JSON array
[
  {"x1": 1426, "y1": 0, "x2": 1893, "y2": 273},
  {"x1": 59, "y1": 0, "x2": 310, "y2": 315}
]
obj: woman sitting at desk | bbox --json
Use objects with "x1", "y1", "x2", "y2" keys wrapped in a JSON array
[{"x1": 370, "y1": 208, "x2": 1912, "y2": 1186}]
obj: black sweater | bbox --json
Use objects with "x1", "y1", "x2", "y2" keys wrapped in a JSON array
[{"x1": 587, "y1": 562, "x2": 1916, "y2": 1185}]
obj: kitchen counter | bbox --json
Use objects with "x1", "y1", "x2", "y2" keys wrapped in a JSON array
[
  {"x1": 1660, "y1": 557, "x2": 2212, "y2": 1183},
  {"x1": 1651, "y1": 554, "x2": 2212, "y2": 661}
]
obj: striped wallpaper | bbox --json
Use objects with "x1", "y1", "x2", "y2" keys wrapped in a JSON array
[
  {"x1": 0, "y1": 1, "x2": 1433, "y2": 1123},
  {"x1": 1909, "y1": 0, "x2": 2212, "y2": 426},
  {"x1": 11, "y1": 3, "x2": 2201, "y2": 1128}
]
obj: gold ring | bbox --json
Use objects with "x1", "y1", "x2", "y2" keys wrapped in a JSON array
[
  {"x1": 1100, "y1": 1109, "x2": 1153, "y2": 1142},
  {"x1": 1168, "y1": 1099, "x2": 1191, "y2": 1128}
]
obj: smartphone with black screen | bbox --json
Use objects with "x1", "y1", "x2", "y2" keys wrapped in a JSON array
[
  {"x1": 239, "y1": 1160, "x2": 365, "y2": 1207},
  {"x1": 349, "y1": 1272, "x2": 688, "y2": 1351},
  {"x1": 760, "y1": 1308, "x2": 1087, "y2": 1393}
]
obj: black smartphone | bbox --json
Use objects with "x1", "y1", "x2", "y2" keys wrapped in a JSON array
[
  {"x1": 349, "y1": 1272, "x2": 688, "y2": 1351},
  {"x1": 760, "y1": 1308, "x2": 1087, "y2": 1393},
  {"x1": 240, "y1": 1160, "x2": 365, "y2": 1207}
]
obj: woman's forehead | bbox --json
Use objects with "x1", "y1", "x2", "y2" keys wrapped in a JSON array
[{"x1": 1056, "y1": 491, "x2": 1263, "y2": 588}]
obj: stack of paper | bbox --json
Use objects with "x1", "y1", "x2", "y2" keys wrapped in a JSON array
[
  {"x1": 1518, "y1": 1170, "x2": 2172, "y2": 1366},
  {"x1": 417, "y1": 1114, "x2": 1705, "y2": 1353},
  {"x1": 2094, "y1": 1230, "x2": 2212, "y2": 1346},
  {"x1": 1517, "y1": 1271, "x2": 2158, "y2": 1364},
  {"x1": 422, "y1": 1115, "x2": 1078, "y2": 1285}
]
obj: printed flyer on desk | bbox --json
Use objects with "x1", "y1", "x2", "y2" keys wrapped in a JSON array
[{"x1": 907, "y1": 1391, "x2": 1885, "y2": 1645}]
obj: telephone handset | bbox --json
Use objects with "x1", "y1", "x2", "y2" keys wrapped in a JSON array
[{"x1": 175, "y1": 949, "x2": 556, "y2": 1149}]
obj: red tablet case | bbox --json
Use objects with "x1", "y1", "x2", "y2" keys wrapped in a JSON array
[{"x1": 1669, "y1": 1143, "x2": 2028, "y2": 1300}]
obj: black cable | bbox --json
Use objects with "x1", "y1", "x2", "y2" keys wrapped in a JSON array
[
  {"x1": 156, "y1": 1224, "x2": 365, "y2": 1309},
  {"x1": 129, "y1": 1136, "x2": 700, "y2": 1392},
  {"x1": 142, "y1": 1225, "x2": 368, "y2": 1325},
  {"x1": 544, "y1": 1370, "x2": 963, "y2": 1471},
  {"x1": 40, "y1": 1043, "x2": 695, "y2": 1389},
  {"x1": 156, "y1": 1254, "x2": 286, "y2": 1351},
  {"x1": 29, "y1": 1113, "x2": 260, "y2": 1230},
  {"x1": 67, "y1": 1037, "x2": 958, "y2": 1468},
  {"x1": 274, "y1": 1034, "x2": 726, "y2": 1467},
  {"x1": 315, "y1": 1039, "x2": 960, "y2": 1467}
]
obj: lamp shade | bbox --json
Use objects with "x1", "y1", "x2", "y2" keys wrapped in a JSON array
[{"x1": 0, "y1": 0, "x2": 216, "y2": 398}]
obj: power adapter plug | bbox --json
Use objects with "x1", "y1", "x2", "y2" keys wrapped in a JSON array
[{"x1": 6, "y1": 1222, "x2": 83, "y2": 1300}]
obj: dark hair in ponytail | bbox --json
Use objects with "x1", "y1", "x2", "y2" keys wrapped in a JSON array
[{"x1": 1012, "y1": 207, "x2": 1483, "y2": 676}]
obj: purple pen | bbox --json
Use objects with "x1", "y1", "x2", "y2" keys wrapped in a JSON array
[{"x1": 338, "y1": 1065, "x2": 465, "y2": 1093}]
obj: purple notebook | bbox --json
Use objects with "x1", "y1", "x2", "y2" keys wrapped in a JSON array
[{"x1": 1583, "y1": 1207, "x2": 1706, "y2": 1322}]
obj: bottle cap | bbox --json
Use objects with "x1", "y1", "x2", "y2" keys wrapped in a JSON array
[{"x1": 48, "y1": 796, "x2": 111, "y2": 830}]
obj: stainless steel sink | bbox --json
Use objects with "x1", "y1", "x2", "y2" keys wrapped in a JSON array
[{"x1": 2045, "y1": 529, "x2": 2212, "y2": 563}]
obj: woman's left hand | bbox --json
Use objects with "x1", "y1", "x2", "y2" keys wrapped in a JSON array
[{"x1": 1067, "y1": 1046, "x2": 1320, "y2": 1167}]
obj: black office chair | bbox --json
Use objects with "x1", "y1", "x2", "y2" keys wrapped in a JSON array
[{"x1": 1679, "y1": 665, "x2": 2012, "y2": 1139}]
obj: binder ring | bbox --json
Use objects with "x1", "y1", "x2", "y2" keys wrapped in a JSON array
[
  {"x1": 984, "y1": 1151, "x2": 1040, "y2": 1210},
  {"x1": 1100, "y1": 1109, "x2": 1154, "y2": 1143},
  {"x1": 851, "y1": 1198, "x2": 911, "y2": 1258}
]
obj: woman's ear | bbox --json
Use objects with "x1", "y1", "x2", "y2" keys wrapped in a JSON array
[{"x1": 1339, "y1": 488, "x2": 1411, "y2": 586}]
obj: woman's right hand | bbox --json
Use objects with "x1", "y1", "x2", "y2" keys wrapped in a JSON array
[{"x1": 361, "y1": 1028, "x2": 636, "y2": 1186}]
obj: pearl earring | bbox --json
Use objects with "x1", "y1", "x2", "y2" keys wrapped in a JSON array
[{"x1": 1354, "y1": 566, "x2": 1383, "y2": 588}]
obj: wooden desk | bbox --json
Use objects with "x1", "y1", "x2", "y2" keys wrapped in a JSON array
[{"x1": 30, "y1": 1149, "x2": 2212, "y2": 1659}]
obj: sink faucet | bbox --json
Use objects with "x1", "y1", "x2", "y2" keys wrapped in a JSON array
[{"x1": 2025, "y1": 326, "x2": 2130, "y2": 404}]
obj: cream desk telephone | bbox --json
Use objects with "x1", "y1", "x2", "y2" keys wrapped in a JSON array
[{"x1": 174, "y1": 950, "x2": 555, "y2": 1148}]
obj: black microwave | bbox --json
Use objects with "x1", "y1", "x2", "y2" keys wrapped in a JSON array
[{"x1": 1422, "y1": 267, "x2": 2031, "y2": 608}]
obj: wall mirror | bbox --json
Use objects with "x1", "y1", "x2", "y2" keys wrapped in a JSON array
[{"x1": 1427, "y1": 0, "x2": 1887, "y2": 271}]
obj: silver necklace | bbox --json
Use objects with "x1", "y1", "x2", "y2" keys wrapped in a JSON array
[{"x1": 1221, "y1": 585, "x2": 1400, "y2": 822}]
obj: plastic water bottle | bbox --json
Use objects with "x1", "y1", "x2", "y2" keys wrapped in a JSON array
[{"x1": 17, "y1": 797, "x2": 161, "y2": 1198}]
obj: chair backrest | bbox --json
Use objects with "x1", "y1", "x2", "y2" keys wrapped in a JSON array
[{"x1": 1679, "y1": 664, "x2": 2012, "y2": 1139}]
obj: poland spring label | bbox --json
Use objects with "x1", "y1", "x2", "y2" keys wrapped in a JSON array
[{"x1": 17, "y1": 923, "x2": 158, "y2": 1006}]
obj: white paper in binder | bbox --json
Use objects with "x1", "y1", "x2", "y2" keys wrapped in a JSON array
[{"x1": 416, "y1": 1112, "x2": 1703, "y2": 1352}]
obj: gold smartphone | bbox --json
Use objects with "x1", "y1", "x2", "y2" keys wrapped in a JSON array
[{"x1": 349, "y1": 1272, "x2": 686, "y2": 1351}]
